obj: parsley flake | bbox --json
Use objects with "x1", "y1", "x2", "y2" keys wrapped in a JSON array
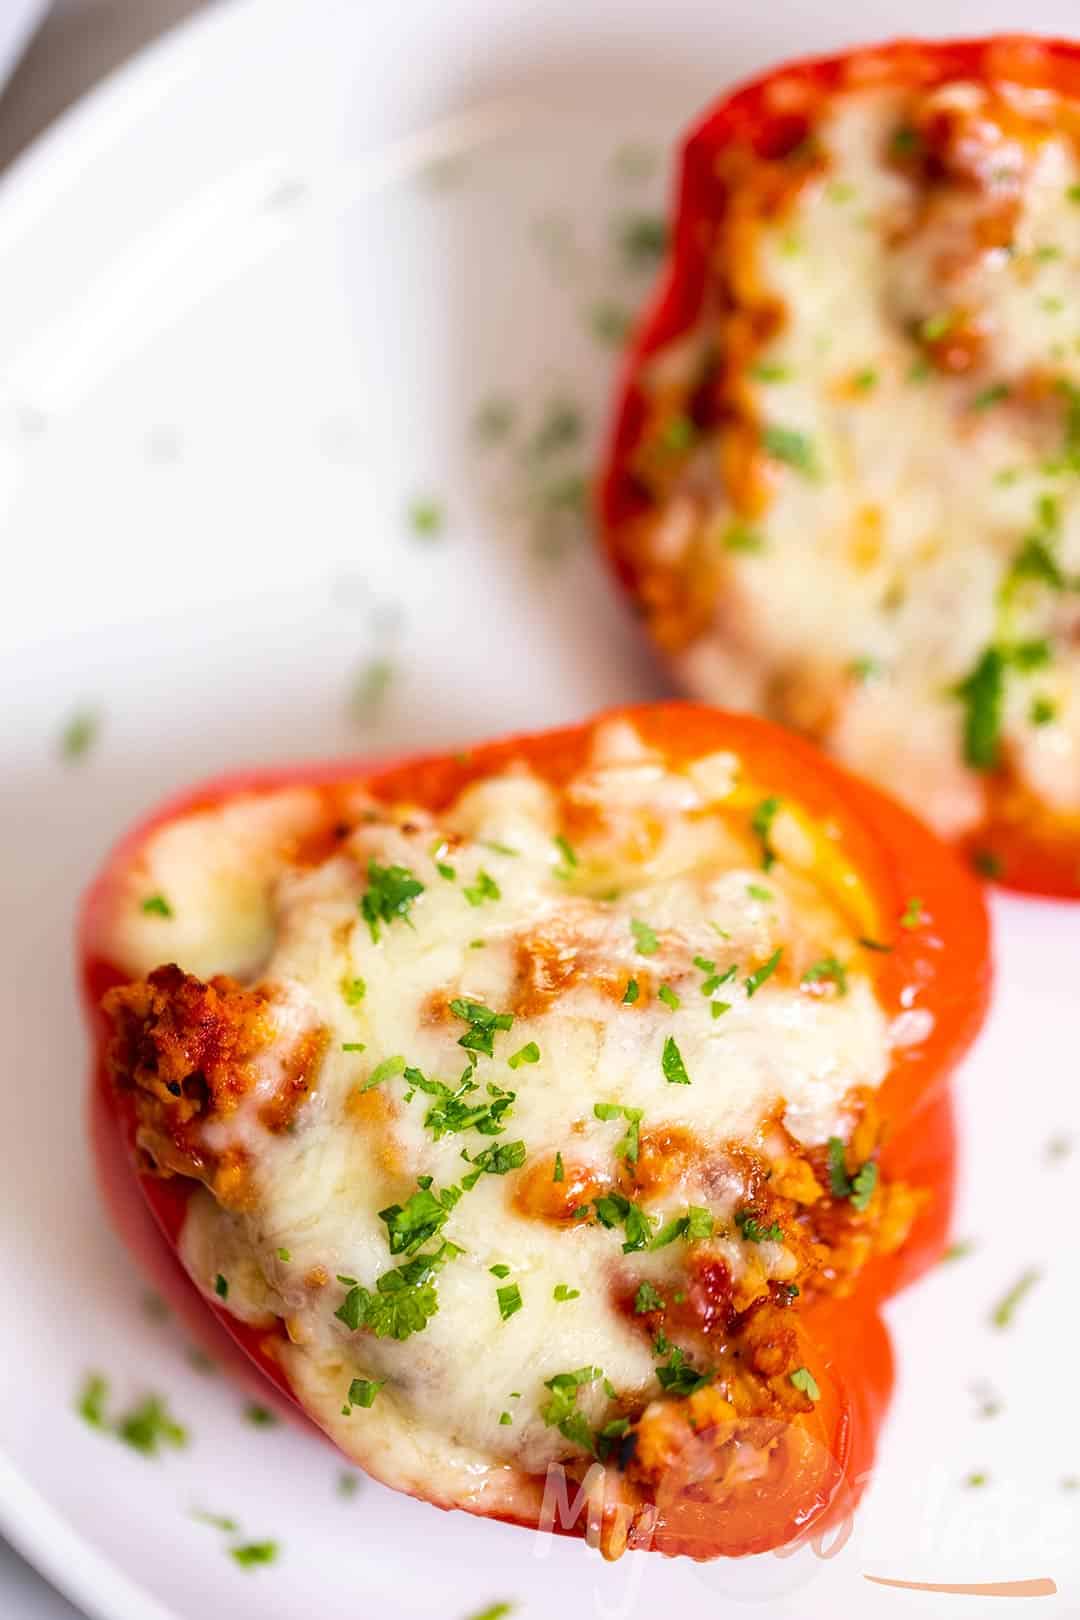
[
  {"x1": 630, "y1": 918, "x2": 659, "y2": 955},
  {"x1": 900, "y1": 897, "x2": 924, "y2": 929},
  {"x1": 341, "y1": 975, "x2": 366, "y2": 1005},
  {"x1": 789, "y1": 1366, "x2": 821, "y2": 1401},
  {"x1": 344, "y1": 1378, "x2": 383, "y2": 1410},
  {"x1": 360, "y1": 858, "x2": 424, "y2": 941},
  {"x1": 657, "y1": 983, "x2": 680, "y2": 1010},
  {"x1": 622, "y1": 978, "x2": 640, "y2": 1004},
  {"x1": 634, "y1": 1281, "x2": 665, "y2": 1313},
  {"x1": 230, "y1": 1541, "x2": 279, "y2": 1570},
  {"x1": 661, "y1": 1035, "x2": 690, "y2": 1086},
  {"x1": 762, "y1": 424, "x2": 820, "y2": 480},
  {"x1": 407, "y1": 497, "x2": 444, "y2": 538},
  {"x1": 735, "y1": 1208, "x2": 784, "y2": 1244},
  {"x1": 745, "y1": 947, "x2": 782, "y2": 996},
  {"x1": 751, "y1": 797, "x2": 782, "y2": 869},
  {"x1": 497, "y1": 1283, "x2": 523, "y2": 1320},
  {"x1": 507, "y1": 1042, "x2": 540, "y2": 1070},
  {"x1": 801, "y1": 957, "x2": 848, "y2": 995},
  {"x1": 991, "y1": 1268, "x2": 1041, "y2": 1329},
  {"x1": 450, "y1": 997, "x2": 514, "y2": 1058},
  {"x1": 553, "y1": 1152, "x2": 565, "y2": 1183},
  {"x1": 553, "y1": 1284, "x2": 580, "y2": 1302},
  {"x1": 464, "y1": 869, "x2": 501, "y2": 907}
]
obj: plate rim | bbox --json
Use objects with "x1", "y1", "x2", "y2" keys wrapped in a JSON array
[{"x1": 0, "y1": 5, "x2": 304, "y2": 1615}]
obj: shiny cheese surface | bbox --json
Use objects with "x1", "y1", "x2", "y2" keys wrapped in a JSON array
[
  {"x1": 643, "y1": 80, "x2": 1080, "y2": 839},
  {"x1": 99, "y1": 723, "x2": 896, "y2": 1512}
]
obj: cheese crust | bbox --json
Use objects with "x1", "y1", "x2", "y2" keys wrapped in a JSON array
[
  {"x1": 100, "y1": 720, "x2": 923, "y2": 1554},
  {"x1": 609, "y1": 56, "x2": 1080, "y2": 864}
]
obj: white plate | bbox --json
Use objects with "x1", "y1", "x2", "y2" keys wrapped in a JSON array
[{"x1": 2, "y1": 2, "x2": 1079, "y2": 1617}]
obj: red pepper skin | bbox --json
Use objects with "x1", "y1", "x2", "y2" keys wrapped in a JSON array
[
  {"x1": 599, "y1": 37, "x2": 1080, "y2": 900},
  {"x1": 81, "y1": 703, "x2": 988, "y2": 1557}
]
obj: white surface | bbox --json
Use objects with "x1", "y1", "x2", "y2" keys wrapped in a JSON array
[{"x1": 0, "y1": 2, "x2": 1078, "y2": 1617}]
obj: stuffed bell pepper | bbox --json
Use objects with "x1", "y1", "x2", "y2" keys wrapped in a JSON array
[
  {"x1": 82, "y1": 704, "x2": 989, "y2": 1559},
  {"x1": 602, "y1": 36, "x2": 1080, "y2": 897}
]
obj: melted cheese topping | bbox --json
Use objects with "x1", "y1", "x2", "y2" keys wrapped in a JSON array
[
  {"x1": 100, "y1": 723, "x2": 897, "y2": 1517},
  {"x1": 626, "y1": 78, "x2": 1080, "y2": 841}
]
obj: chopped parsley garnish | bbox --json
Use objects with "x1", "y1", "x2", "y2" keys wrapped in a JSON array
[
  {"x1": 344, "y1": 1378, "x2": 383, "y2": 1411},
  {"x1": 214, "y1": 1274, "x2": 229, "y2": 1300},
  {"x1": 553, "y1": 833, "x2": 579, "y2": 875},
  {"x1": 723, "y1": 521, "x2": 765, "y2": 553},
  {"x1": 744, "y1": 947, "x2": 782, "y2": 997},
  {"x1": 711, "y1": 1000, "x2": 731, "y2": 1018},
  {"x1": 244, "y1": 1403, "x2": 277, "y2": 1427},
  {"x1": 553, "y1": 1151, "x2": 565, "y2": 1183},
  {"x1": 954, "y1": 646, "x2": 1005, "y2": 769},
  {"x1": 230, "y1": 1542, "x2": 279, "y2": 1570},
  {"x1": 890, "y1": 125, "x2": 922, "y2": 158},
  {"x1": 341, "y1": 1042, "x2": 366, "y2": 1053},
  {"x1": 615, "y1": 212, "x2": 667, "y2": 270},
  {"x1": 751, "y1": 360, "x2": 790, "y2": 382},
  {"x1": 76, "y1": 1377, "x2": 188, "y2": 1457},
  {"x1": 634, "y1": 1281, "x2": 665, "y2": 1314},
  {"x1": 338, "y1": 1471, "x2": 360, "y2": 1497},
  {"x1": 335, "y1": 1241, "x2": 460, "y2": 1340},
  {"x1": 473, "y1": 396, "x2": 515, "y2": 444},
  {"x1": 750, "y1": 801, "x2": 781, "y2": 870},
  {"x1": 499, "y1": 1410, "x2": 513, "y2": 1425},
  {"x1": 900, "y1": 897, "x2": 924, "y2": 929},
  {"x1": 507, "y1": 1042, "x2": 540, "y2": 1069},
  {"x1": 854, "y1": 367, "x2": 878, "y2": 392},
  {"x1": 140, "y1": 893, "x2": 173, "y2": 918},
  {"x1": 1030, "y1": 695, "x2": 1057, "y2": 726},
  {"x1": 594, "y1": 1101, "x2": 643, "y2": 1164},
  {"x1": 77, "y1": 1373, "x2": 109, "y2": 1428},
  {"x1": 661, "y1": 1035, "x2": 691, "y2": 1086},
  {"x1": 746, "y1": 883, "x2": 773, "y2": 902},
  {"x1": 341, "y1": 975, "x2": 366, "y2": 1005},
  {"x1": 630, "y1": 918, "x2": 659, "y2": 955},
  {"x1": 849, "y1": 655, "x2": 881, "y2": 683},
  {"x1": 858, "y1": 935, "x2": 893, "y2": 953},
  {"x1": 276, "y1": 1248, "x2": 291, "y2": 1262},
  {"x1": 489, "y1": 1263, "x2": 511, "y2": 1278},
  {"x1": 554, "y1": 1284, "x2": 580, "y2": 1302},
  {"x1": 588, "y1": 299, "x2": 633, "y2": 345},
  {"x1": 407, "y1": 497, "x2": 444, "y2": 538},
  {"x1": 450, "y1": 997, "x2": 514, "y2": 1058},
  {"x1": 460, "y1": 1139, "x2": 527, "y2": 1189},
  {"x1": 622, "y1": 978, "x2": 640, "y2": 1004},
  {"x1": 463, "y1": 1606, "x2": 515, "y2": 1620},
  {"x1": 789, "y1": 1366, "x2": 821, "y2": 1401},
  {"x1": 360, "y1": 858, "x2": 424, "y2": 941},
  {"x1": 349, "y1": 657, "x2": 394, "y2": 723},
  {"x1": 59, "y1": 707, "x2": 101, "y2": 761},
  {"x1": 735, "y1": 1208, "x2": 784, "y2": 1244},
  {"x1": 116, "y1": 1395, "x2": 188, "y2": 1457},
  {"x1": 973, "y1": 848, "x2": 1003, "y2": 879},
  {"x1": 402, "y1": 1066, "x2": 515, "y2": 1138},
  {"x1": 940, "y1": 1239, "x2": 975, "y2": 1264},
  {"x1": 541, "y1": 1365, "x2": 604, "y2": 1452},
  {"x1": 528, "y1": 399, "x2": 582, "y2": 460},
  {"x1": 379, "y1": 1183, "x2": 460, "y2": 1255},
  {"x1": 657, "y1": 983, "x2": 680, "y2": 1010},
  {"x1": 973, "y1": 383, "x2": 1009, "y2": 411},
  {"x1": 497, "y1": 1283, "x2": 523, "y2": 1320},
  {"x1": 592, "y1": 1192, "x2": 653, "y2": 1252},
  {"x1": 464, "y1": 869, "x2": 501, "y2": 907},
  {"x1": 655, "y1": 1345, "x2": 711, "y2": 1397},
  {"x1": 762, "y1": 424, "x2": 820, "y2": 480},
  {"x1": 990, "y1": 1267, "x2": 1041, "y2": 1329},
  {"x1": 431, "y1": 839, "x2": 457, "y2": 880},
  {"x1": 650, "y1": 1207, "x2": 714, "y2": 1249},
  {"x1": 192, "y1": 1511, "x2": 239, "y2": 1532},
  {"x1": 360, "y1": 1054, "x2": 407, "y2": 1092},
  {"x1": 801, "y1": 957, "x2": 848, "y2": 995},
  {"x1": 826, "y1": 1137, "x2": 878, "y2": 1210}
]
